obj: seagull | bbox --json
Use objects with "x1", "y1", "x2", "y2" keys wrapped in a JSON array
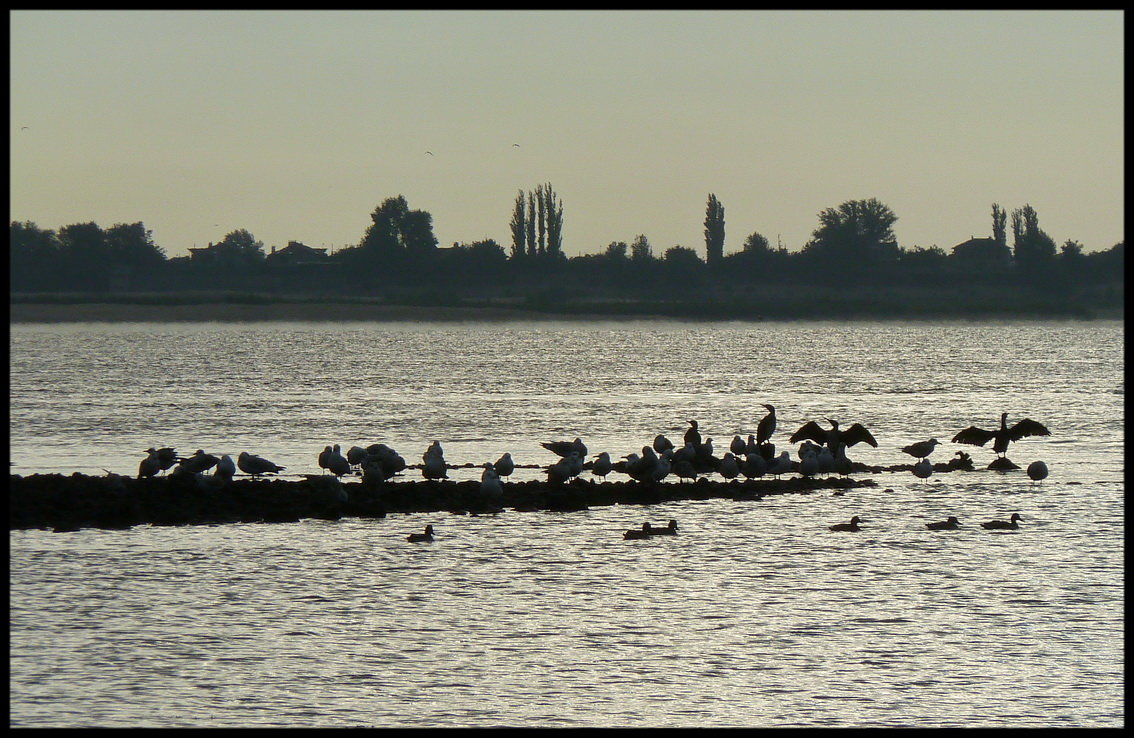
[
  {"x1": 318, "y1": 445, "x2": 333, "y2": 474},
  {"x1": 138, "y1": 451, "x2": 163, "y2": 479},
  {"x1": 926, "y1": 516, "x2": 962, "y2": 531},
  {"x1": 425, "y1": 151, "x2": 434, "y2": 156},
  {"x1": 591, "y1": 451, "x2": 613, "y2": 481},
  {"x1": 407, "y1": 524, "x2": 434, "y2": 542},
  {"x1": 741, "y1": 451, "x2": 766, "y2": 479},
  {"x1": 1026, "y1": 460, "x2": 1049, "y2": 484},
  {"x1": 237, "y1": 451, "x2": 285, "y2": 476},
  {"x1": 541, "y1": 438, "x2": 587, "y2": 458},
  {"x1": 146, "y1": 447, "x2": 179, "y2": 474},
  {"x1": 790, "y1": 418, "x2": 878, "y2": 452},
  {"x1": 325, "y1": 444, "x2": 352, "y2": 478},
  {"x1": 767, "y1": 451, "x2": 794, "y2": 478},
  {"x1": 901, "y1": 438, "x2": 941, "y2": 461},
  {"x1": 718, "y1": 452, "x2": 741, "y2": 481},
  {"x1": 653, "y1": 434, "x2": 675, "y2": 455},
  {"x1": 421, "y1": 451, "x2": 448, "y2": 481},
  {"x1": 913, "y1": 458, "x2": 933, "y2": 481},
  {"x1": 799, "y1": 449, "x2": 819, "y2": 478},
  {"x1": 952, "y1": 413, "x2": 1050, "y2": 459},
  {"x1": 512, "y1": 143, "x2": 520, "y2": 147},
  {"x1": 214, "y1": 454, "x2": 236, "y2": 483},
  {"x1": 176, "y1": 449, "x2": 220, "y2": 475},
  {"x1": 829, "y1": 516, "x2": 863, "y2": 532},
  {"x1": 480, "y1": 463, "x2": 503, "y2": 500},
  {"x1": 346, "y1": 445, "x2": 369, "y2": 468},
  {"x1": 981, "y1": 513, "x2": 1023, "y2": 530},
  {"x1": 493, "y1": 452, "x2": 515, "y2": 482}
]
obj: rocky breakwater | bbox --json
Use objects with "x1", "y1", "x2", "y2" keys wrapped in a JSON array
[{"x1": 10, "y1": 472, "x2": 878, "y2": 532}]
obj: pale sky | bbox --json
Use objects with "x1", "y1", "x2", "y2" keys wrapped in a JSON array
[{"x1": 9, "y1": 10, "x2": 1124, "y2": 258}]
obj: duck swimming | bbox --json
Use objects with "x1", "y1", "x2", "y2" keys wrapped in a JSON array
[
  {"x1": 828, "y1": 515, "x2": 863, "y2": 532},
  {"x1": 646, "y1": 519, "x2": 678, "y2": 536},
  {"x1": 981, "y1": 513, "x2": 1023, "y2": 530},
  {"x1": 926, "y1": 516, "x2": 962, "y2": 530},
  {"x1": 407, "y1": 524, "x2": 435, "y2": 542},
  {"x1": 623, "y1": 522, "x2": 651, "y2": 539}
]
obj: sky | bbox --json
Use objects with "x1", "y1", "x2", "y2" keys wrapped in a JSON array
[{"x1": 9, "y1": 10, "x2": 1125, "y2": 259}]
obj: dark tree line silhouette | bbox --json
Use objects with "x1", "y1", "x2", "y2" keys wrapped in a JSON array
[{"x1": 9, "y1": 189, "x2": 1123, "y2": 317}]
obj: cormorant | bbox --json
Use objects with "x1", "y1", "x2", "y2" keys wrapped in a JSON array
[
  {"x1": 756, "y1": 404, "x2": 777, "y2": 444},
  {"x1": 790, "y1": 418, "x2": 878, "y2": 452},
  {"x1": 952, "y1": 413, "x2": 1050, "y2": 459},
  {"x1": 683, "y1": 420, "x2": 702, "y2": 448}
]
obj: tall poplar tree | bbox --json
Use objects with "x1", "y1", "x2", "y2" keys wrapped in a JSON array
[
  {"x1": 704, "y1": 193, "x2": 725, "y2": 264},
  {"x1": 510, "y1": 190, "x2": 527, "y2": 258}
]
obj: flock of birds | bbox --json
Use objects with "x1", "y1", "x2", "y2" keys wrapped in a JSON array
[
  {"x1": 138, "y1": 408, "x2": 1052, "y2": 488},
  {"x1": 135, "y1": 408, "x2": 1050, "y2": 541}
]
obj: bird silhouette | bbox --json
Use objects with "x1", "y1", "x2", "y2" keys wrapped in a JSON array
[
  {"x1": 756, "y1": 404, "x2": 777, "y2": 445},
  {"x1": 952, "y1": 413, "x2": 1050, "y2": 460},
  {"x1": 981, "y1": 513, "x2": 1023, "y2": 530},
  {"x1": 237, "y1": 451, "x2": 285, "y2": 476},
  {"x1": 829, "y1": 516, "x2": 863, "y2": 532},
  {"x1": 790, "y1": 418, "x2": 878, "y2": 452},
  {"x1": 926, "y1": 516, "x2": 962, "y2": 530},
  {"x1": 901, "y1": 438, "x2": 941, "y2": 461},
  {"x1": 1026, "y1": 460, "x2": 1049, "y2": 484},
  {"x1": 407, "y1": 524, "x2": 434, "y2": 542}
]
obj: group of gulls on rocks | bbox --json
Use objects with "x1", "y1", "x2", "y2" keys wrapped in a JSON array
[{"x1": 135, "y1": 408, "x2": 1050, "y2": 541}]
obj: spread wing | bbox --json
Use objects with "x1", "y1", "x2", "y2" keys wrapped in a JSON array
[
  {"x1": 952, "y1": 425, "x2": 995, "y2": 446},
  {"x1": 1008, "y1": 418, "x2": 1050, "y2": 441},
  {"x1": 789, "y1": 421, "x2": 827, "y2": 444},
  {"x1": 842, "y1": 423, "x2": 878, "y2": 448}
]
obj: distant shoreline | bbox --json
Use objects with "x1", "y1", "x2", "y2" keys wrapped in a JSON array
[{"x1": 8, "y1": 296, "x2": 1123, "y2": 323}]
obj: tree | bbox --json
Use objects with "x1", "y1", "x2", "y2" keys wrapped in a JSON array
[
  {"x1": 803, "y1": 197, "x2": 900, "y2": 270},
  {"x1": 630, "y1": 234, "x2": 653, "y2": 262},
  {"x1": 10, "y1": 221, "x2": 62, "y2": 290},
  {"x1": 525, "y1": 194, "x2": 537, "y2": 256},
  {"x1": 105, "y1": 222, "x2": 165, "y2": 267},
  {"x1": 536, "y1": 184, "x2": 547, "y2": 254},
  {"x1": 1011, "y1": 204, "x2": 1056, "y2": 272},
  {"x1": 361, "y1": 195, "x2": 438, "y2": 259},
  {"x1": 704, "y1": 193, "x2": 725, "y2": 264},
  {"x1": 509, "y1": 190, "x2": 527, "y2": 258},
  {"x1": 214, "y1": 228, "x2": 266, "y2": 263},
  {"x1": 604, "y1": 241, "x2": 629, "y2": 260},
  {"x1": 991, "y1": 203, "x2": 1008, "y2": 246},
  {"x1": 543, "y1": 183, "x2": 564, "y2": 256},
  {"x1": 742, "y1": 232, "x2": 771, "y2": 254}
]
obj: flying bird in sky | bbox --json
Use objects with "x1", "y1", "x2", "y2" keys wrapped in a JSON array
[
  {"x1": 512, "y1": 143, "x2": 520, "y2": 147},
  {"x1": 425, "y1": 151, "x2": 434, "y2": 156}
]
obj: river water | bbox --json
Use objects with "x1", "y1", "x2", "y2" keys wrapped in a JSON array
[{"x1": 9, "y1": 319, "x2": 1124, "y2": 727}]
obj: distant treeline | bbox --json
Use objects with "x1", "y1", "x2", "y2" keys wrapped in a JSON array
[{"x1": 9, "y1": 193, "x2": 1124, "y2": 318}]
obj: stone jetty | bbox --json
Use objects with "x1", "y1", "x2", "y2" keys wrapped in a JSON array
[{"x1": 10, "y1": 471, "x2": 883, "y2": 532}]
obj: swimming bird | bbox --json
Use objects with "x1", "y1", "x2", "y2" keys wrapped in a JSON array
[
  {"x1": 407, "y1": 524, "x2": 434, "y2": 542},
  {"x1": 952, "y1": 413, "x2": 1050, "y2": 459},
  {"x1": 213, "y1": 454, "x2": 236, "y2": 483},
  {"x1": 913, "y1": 458, "x2": 933, "y2": 480},
  {"x1": 756, "y1": 404, "x2": 777, "y2": 445},
  {"x1": 624, "y1": 522, "x2": 651, "y2": 540},
  {"x1": 646, "y1": 519, "x2": 678, "y2": 536},
  {"x1": 901, "y1": 438, "x2": 941, "y2": 461},
  {"x1": 237, "y1": 451, "x2": 285, "y2": 476},
  {"x1": 683, "y1": 420, "x2": 702, "y2": 448},
  {"x1": 981, "y1": 513, "x2": 1023, "y2": 530},
  {"x1": 829, "y1": 516, "x2": 863, "y2": 532},
  {"x1": 926, "y1": 516, "x2": 962, "y2": 530},
  {"x1": 541, "y1": 437, "x2": 587, "y2": 458},
  {"x1": 176, "y1": 449, "x2": 220, "y2": 475},
  {"x1": 790, "y1": 418, "x2": 878, "y2": 452},
  {"x1": 494, "y1": 452, "x2": 515, "y2": 482},
  {"x1": 1026, "y1": 460, "x2": 1049, "y2": 484},
  {"x1": 591, "y1": 451, "x2": 613, "y2": 481}
]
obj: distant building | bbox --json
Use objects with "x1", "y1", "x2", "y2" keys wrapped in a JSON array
[
  {"x1": 951, "y1": 236, "x2": 1013, "y2": 268},
  {"x1": 266, "y1": 241, "x2": 332, "y2": 267}
]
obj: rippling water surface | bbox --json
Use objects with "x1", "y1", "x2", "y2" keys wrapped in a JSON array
[{"x1": 9, "y1": 320, "x2": 1124, "y2": 727}]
